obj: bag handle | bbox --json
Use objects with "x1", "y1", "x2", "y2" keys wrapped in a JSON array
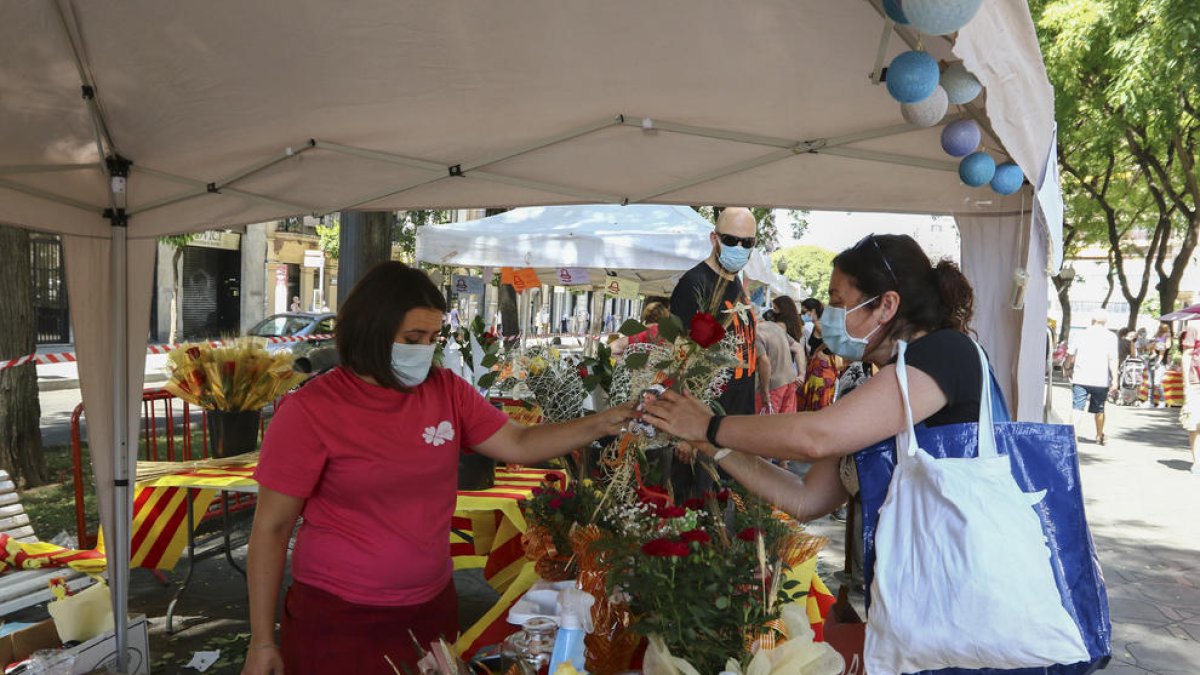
[{"x1": 893, "y1": 339, "x2": 999, "y2": 460}]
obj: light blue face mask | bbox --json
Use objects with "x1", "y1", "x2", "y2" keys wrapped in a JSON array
[
  {"x1": 801, "y1": 315, "x2": 814, "y2": 325},
  {"x1": 717, "y1": 242, "x2": 752, "y2": 273},
  {"x1": 391, "y1": 343, "x2": 436, "y2": 387},
  {"x1": 819, "y1": 296, "x2": 881, "y2": 361}
]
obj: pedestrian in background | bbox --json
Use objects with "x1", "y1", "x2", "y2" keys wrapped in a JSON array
[
  {"x1": 1067, "y1": 310, "x2": 1119, "y2": 445},
  {"x1": 1178, "y1": 320, "x2": 1200, "y2": 473}
]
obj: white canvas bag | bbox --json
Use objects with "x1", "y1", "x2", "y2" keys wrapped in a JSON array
[{"x1": 864, "y1": 341, "x2": 1089, "y2": 674}]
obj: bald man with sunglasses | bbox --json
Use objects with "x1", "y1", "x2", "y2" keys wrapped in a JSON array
[{"x1": 667, "y1": 207, "x2": 762, "y2": 497}]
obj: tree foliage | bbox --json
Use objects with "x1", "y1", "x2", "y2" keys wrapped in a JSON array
[
  {"x1": 1035, "y1": 0, "x2": 1200, "y2": 327},
  {"x1": 771, "y1": 245, "x2": 834, "y2": 301}
]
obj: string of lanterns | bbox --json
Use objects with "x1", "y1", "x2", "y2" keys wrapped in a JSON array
[{"x1": 881, "y1": 0, "x2": 1024, "y2": 196}]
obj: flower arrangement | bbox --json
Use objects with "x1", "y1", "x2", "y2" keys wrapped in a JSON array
[
  {"x1": 163, "y1": 338, "x2": 303, "y2": 412},
  {"x1": 521, "y1": 474, "x2": 599, "y2": 580},
  {"x1": 496, "y1": 346, "x2": 590, "y2": 423},
  {"x1": 449, "y1": 316, "x2": 502, "y2": 390},
  {"x1": 597, "y1": 484, "x2": 820, "y2": 674}
]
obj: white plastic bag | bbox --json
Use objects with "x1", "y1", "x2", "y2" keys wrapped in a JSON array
[{"x1": 865, "y1": 341, "x2": 1089, "y2": 674}]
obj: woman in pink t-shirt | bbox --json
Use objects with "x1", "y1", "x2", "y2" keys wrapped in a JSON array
[{"x1": 242, "y1": 262, "x2": 631, "y2": 675}]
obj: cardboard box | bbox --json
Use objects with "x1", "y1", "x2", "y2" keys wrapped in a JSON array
[{"x1": 0, "y1": 614, "x2": 150, "y2": 674}]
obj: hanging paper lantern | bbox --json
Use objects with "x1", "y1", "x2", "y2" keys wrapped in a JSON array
[
  {"x1": 959, "y1": 151, "x2": 996, "y2": 187},
  {"x1": 991, "y1": 162, "x2": 1024, "y2": 195},
  {"x1": 904, "y1": 0, "x2": 982, "y2": 36},
  {"x1": 940, "y1": 119, "x2": 981, "y2": 157},
  {"x1": 886, "y1": 51, "x2": 940, "y2": 104},
  {"x1": 883, "y1": 0, "x2": 909, "y2": 24},
  {"x1": 901, "y1": 86, "x2": 948, "y2": 127},
  {"x1": 941, "y1": 62, "x2": 982, "y2": 105}
]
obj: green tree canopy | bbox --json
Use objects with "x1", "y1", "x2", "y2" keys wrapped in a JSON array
[{"x1": 771, "y1": 245, "x2": 835, "y2": 302}]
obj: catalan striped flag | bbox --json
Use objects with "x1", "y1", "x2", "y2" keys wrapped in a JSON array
[
  {"x1": 129, "y1": 463, "x2": 258, "y2": 570},
  {"x1": 0, "y1": 533, "x2": 106, "y2": 575}
]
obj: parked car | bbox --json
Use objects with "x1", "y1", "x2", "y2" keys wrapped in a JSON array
[{"x1": 248, "y1": 312, "x2": 338, "y2": 372}]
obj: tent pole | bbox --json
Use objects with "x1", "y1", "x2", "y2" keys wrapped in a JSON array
[{"x1": 110, "y1": 220, "x2": 131, "y2": 674}]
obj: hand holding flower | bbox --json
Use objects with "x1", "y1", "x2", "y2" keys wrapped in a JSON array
[{"x1": 642, "y1": 389, "x2": 713, "y2": 444}]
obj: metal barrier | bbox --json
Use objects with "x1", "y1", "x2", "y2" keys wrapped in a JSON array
[{"x1": 71, "y1": 388, "x2": 265, "y2": 551}]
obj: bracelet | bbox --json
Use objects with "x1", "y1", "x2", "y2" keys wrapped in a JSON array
[
  {"x1": 712, "y1": 448, "x2": 733, "y2": 462},
  {"x1": 706, "y1": 414, "x2": 725, "y2": 448}
]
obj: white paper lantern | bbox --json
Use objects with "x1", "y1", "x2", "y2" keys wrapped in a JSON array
[
  {"x1": 941, "y1": 62, "x2": 982, "y2": 105},
  {"x1": 901, "y1": 86, "x2": 949, "y2": 127},
  {"x1": 904, "y1": 0, "x2": 982, "y2": 36}
]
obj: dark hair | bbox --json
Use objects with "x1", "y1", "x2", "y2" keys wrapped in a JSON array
[
  {"x1": 771, "y1": 296, "x2": 805, "y2": 342},
  {"x1": 800, "y1": 297, "x2": 824, "y2": 318},
  {"x1": 641, "y1": 301, "x2": 670, "y2": 325},
  {"x1": 335, "y1": 261, "x2": 447, "y2": 390},
  {"x1": 831, "y1": 233, "x2": 974, "y2": 337}
]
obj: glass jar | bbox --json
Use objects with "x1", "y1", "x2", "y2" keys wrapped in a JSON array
[{"x1": 501, "y1": 617, "x2": 558, "y2": 675}]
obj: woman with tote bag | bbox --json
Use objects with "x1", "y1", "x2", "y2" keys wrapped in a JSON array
[{"x1": 644, "y1": 234, "x2": 1110, "y2": 674}]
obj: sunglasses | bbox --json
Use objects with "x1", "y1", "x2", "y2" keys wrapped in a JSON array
[
  {"x1": 856, "y1": 234, "x2": 899, "y2": 286},
  {"x1": 716, "y1": 232, "x2": 756, "y2": 249}
]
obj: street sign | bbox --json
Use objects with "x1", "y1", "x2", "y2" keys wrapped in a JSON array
[{"x1": 303, "y1": 250, "x2": 324, "y2": 268}]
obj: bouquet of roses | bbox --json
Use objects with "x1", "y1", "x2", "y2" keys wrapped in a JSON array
[
  {"x1": 521, "y1": 474, "x2": 600, "y2": 581},
  {"x1": 163, "y1": 338, "x2": 303, "y2": 412},
  {"x1": 598, "y1": 484, "x2": 806, "y2": 674}
]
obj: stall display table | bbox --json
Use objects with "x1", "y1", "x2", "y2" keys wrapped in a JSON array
[{"x1": 129, "y1": 460, "x2": 564, "y2": 636}]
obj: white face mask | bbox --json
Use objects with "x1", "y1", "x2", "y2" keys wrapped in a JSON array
[
  {"x1": 819, "y1": 296, "x2": 882, "y2": 361},
  {"x1": 391, "y1": 343, "x2": 436, "y2": 387}
]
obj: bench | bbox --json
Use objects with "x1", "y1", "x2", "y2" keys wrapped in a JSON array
[{"x1": 0, "y1": 470, "x2": 95, "y2": 617}]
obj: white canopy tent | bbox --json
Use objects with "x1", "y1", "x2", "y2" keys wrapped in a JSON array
[
  {"x1": 415, "y1": 204, "x2": 715, "y2": 296},
  {"x1": 744, "y1": 250, "x2": 806, "y2": 301},
  {"x1": 0, "y1": 1, "x2": 1060, "y2": 666}
]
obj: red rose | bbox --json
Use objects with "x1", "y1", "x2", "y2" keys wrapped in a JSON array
[
  {"x1": 736, "y1": 527, "x2": 760, "y2": 542},
  {"x1": 578, "y1": 366, "x2": 590, "y2": 379},
  {"x1": 657, "y1": 505, "x2": 687, "y2": 519},
  {"x1": 531, "y1": 486, "x2": 545, "y2": 495},
  {"x1": 548, "y1": 497, "x2": 563, "y2": 509},
  {"x1": 680, "y1": 529, "x2": 711, "y2": 544},
  {"x1": 642, "y1": 538, "x2": 691, "y2": 557},
  {"x1": 561, "y1": 491, "x2": 575, "y2": 499},
  {"x1": 716, "y1": 488, "x2": 733, "y2": 504},
  {"x1": 683, "y1": 498, "x2": 705, "y2": 510},
  {"x1": 688, "y1": 312, "x2": 726, "y2": 348},
  {"x1": 186, "y1": 346, "x2": 202, "y2": 360},
  {"x1": 545, "y1": 475, "x2": 560, "y2": 484}
]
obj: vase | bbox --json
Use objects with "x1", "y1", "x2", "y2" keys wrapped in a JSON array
[
  {"x1": 572, "y1": 526, "x2": 642, "y2": 675},
  {"x1": 458, "y1": 451, "x2": 496, "y2": 490},
  {"x1": 206, "y1": 409, "x2": 261, "y2": 458}
]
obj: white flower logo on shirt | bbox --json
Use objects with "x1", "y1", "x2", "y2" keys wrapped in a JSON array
[{"x1": 422, "y1": 421, "x2": 455, "y2": 447}]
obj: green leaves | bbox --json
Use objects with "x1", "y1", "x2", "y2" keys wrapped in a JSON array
[
  {"x1": 619, "y1": 319, "x2": 647, "y2": 337},
  {"x1": 624, "y1": 352, "x2": 650, "y2": 370},
  {"x1": 477, "y1": 371, "x2": 499, "y2": 390},
  {"x1": 656, "y1": 315, "x2": 685, "y2": 343}
]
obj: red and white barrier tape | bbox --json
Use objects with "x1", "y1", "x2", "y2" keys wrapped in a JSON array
[{"x1": 1, "y1": 334, "x2": 333, "y2": 371}]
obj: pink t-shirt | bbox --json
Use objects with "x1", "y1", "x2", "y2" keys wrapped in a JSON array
[{"x1": 254, "y1": 366, "x2": 509, "y2": 606}]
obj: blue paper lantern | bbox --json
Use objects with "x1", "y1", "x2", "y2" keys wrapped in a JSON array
[
  {"x1": 886, "y1": 51, "x2": 940, "y2": 104},
  {"x1": 991, "y1": 162, "x2": 1024, "y2": 195},
  {"x1": 904, "y1": 0, "x2": 983, "y2": 36},
  {"x1": 940, "y1": 119, "x2": 981, "y2": 157},
  {"x1": 941, "y1": 62, "x2": 982, "y2": 105},
  {"x1": 883, "y1": 0, "x2": 909, "y2": 24},
  {"x1": 959, "y1": 152, "x2": 996, "y2": 187}
]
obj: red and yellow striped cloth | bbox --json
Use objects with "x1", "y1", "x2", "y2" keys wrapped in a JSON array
[
  {"x1": 0, "y1": 533, "x2": 106, "y2": 575},
  {"x1": 129, "y1": 463, "x2": 258, "y2": 570}
]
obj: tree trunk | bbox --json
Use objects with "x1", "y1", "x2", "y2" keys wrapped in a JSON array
[
  {"x1": 169, "y1": 246, "x2": 183, "y2": 344},
  {"x1": 484, "y1": 208, "x2": 520, "y2": 344},
  {"x1": 337, "y1": 211, "x2": 395, "y2": 307},
  {"x1": 1052, "y1": 274, "x2": 1073, "y2": 344},
  {"x1": 0, "y1": 226, "x2": 48, "y2": 487}
]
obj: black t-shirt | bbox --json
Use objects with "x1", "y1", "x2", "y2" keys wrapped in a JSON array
[
  {"x1": 670, "y1": 261, "x2": 758, "y2": 416},
  {"x1": 892, "y1": 329, "x2": 984, "y2": 427}
]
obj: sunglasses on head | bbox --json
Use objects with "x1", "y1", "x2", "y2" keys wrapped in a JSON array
[
  {"x1": 855, "y1": 233, "x2": 899, "y2": 286},
  {"x1": 716, "y1": 232, "x2": 755, "y2": 249}
]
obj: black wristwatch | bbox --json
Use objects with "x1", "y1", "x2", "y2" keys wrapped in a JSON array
[{"x1": 706, "y1": 414, "x2": 725, "y2": 448}]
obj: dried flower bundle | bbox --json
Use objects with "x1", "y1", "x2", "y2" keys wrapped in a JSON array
[{"x1": 163, "y1": 338, "x2": 304, "y2": 412}]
